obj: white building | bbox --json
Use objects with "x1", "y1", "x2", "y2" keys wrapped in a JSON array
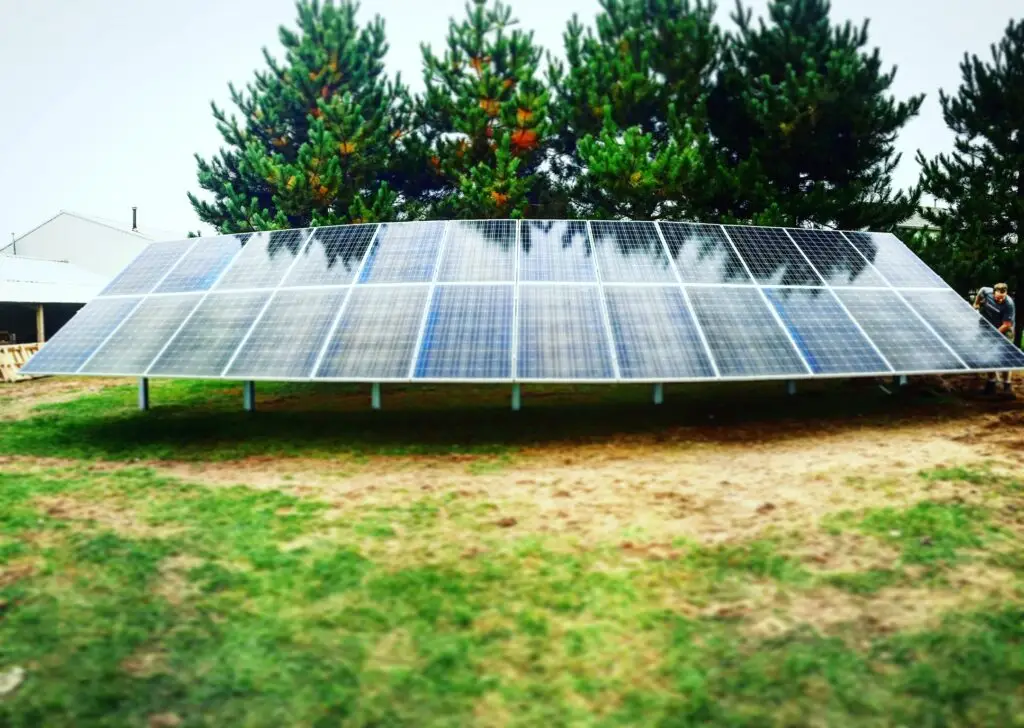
[
  {"x1": 0, "y1": 255, "x2": 107, "y2": 345},
  {"x1": 1, "y1": 209, "x2": 182, "y2": 279}
]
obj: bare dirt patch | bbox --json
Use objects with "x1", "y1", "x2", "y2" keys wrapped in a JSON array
[
  {"x1": 153, "y1": 555, "x2": 205, "y2": 606},
  {"x1": 145, "y1": 409, "x2": 1017, "y2": 559},
  {"x1": 0, "y1": 377, "x2": 129, "y2": 421},
  {"x1": 34, "y1": 496, "x2": 181, "y2": 539},
  {"x1": 734, "y1": 563, "x2": 1021, "y2": 640}
]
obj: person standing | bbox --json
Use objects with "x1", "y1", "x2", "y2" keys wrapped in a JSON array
[{"x1": 974, "y1": 282, "x2": 1016, "y2": 393}]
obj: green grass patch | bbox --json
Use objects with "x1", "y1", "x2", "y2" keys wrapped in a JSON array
[
  {"x1": 919, "y1": 465, "x2": 991, "y2": 485},
  {"x1": 827, "y1": 501, "x2": 997, "y2": 565}
]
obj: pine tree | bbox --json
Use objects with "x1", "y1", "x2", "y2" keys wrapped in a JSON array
[
  {"x1": 549, "y1": 0, "x2": 726, "y2": 220},
  {"x1": 409, "y1": 0, "x2": 553, "y2": 219},
  {"x1": 188, "y1": 0, "x2": 408, "y2": 233},
  {"x1": 917, "y1": 19, "x2": 1024, "y2": 344},
  {"x1": 708, "y1": 0, "x2": 922, "y2": 228}
]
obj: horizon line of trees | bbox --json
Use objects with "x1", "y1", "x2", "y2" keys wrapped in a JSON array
[{"x1": 188, "y1": 0, "x2": 1024, "y2": 331}]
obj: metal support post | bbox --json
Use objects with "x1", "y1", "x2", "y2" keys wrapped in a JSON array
[
  {"x1": 243, "y1": 381, "x2": 256, "y2": 412},
  {"x1": 898, "y1": 374, "x2": 908, "y2": 387},
  {"x1": 653, "y1": 383, "x2": 664, "y2": 405},
  {"x1": 371, "y1": 382, "x2": 381, "y2": 410},
  {"x1": 511, "y1": 383, "x2": 521, "y2": 411},
  {"x1": 786, "y1": 380, "x2": 797, "y2": 396},
  {"x1": 138, "y1": 377, "x2": 149, "y2": 411}
]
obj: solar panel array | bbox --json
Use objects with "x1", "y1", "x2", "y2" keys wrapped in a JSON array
[{"x1": 21, "y1": 220, "x2": 1024, "y2": 382}]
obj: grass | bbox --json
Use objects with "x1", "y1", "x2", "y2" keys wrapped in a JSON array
[{"x1": 1, "y1": 378, "x2": 1023, "y2": 725}]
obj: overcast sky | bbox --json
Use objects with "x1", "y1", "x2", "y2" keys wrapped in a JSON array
[{"x1": 0, "y1": 0, "x2": 1019, "y2": 239}]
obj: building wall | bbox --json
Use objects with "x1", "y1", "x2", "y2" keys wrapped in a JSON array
[
  {"x1": 0, "y1": 302, "x2": 82, "y2": 344},
  {"x1": 5, "y1": 213, "x2": 152, "y2": 278}
]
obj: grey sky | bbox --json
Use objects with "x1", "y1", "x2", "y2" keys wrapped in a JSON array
[{"x1": 0, "y1": 0, "x2": 1018, "y2": 239}]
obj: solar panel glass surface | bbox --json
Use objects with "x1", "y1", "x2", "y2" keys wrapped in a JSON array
[
  {"x1": 358, "y1": 222, "x2": 446, "y2": 283},
  {"x1": 215, "y1": 229, "x2": 312, "y2": 290},
  {"x1": 843, "y1": 232, "x2": 947, "y2": 288},
  {"x1": 723, "y1": 226, "x2": 823, "y2": 286},
  {"x1": 590, "y1": 221, "x2": 676, "y2": 283},
  {"x1": 659, "y1": 223, "x2": 751, "y2": 285},
  {"x1": 517, "y1": 285, "x2": 613, "y2": 379},
  {"x1": 99, "y1": 240, "x2": 195, "y2": 296},
  {"x1": 414, "y1": 284, "x2": 513, "y2": 378},
  {"x1": 784, "y1": 229, "x2": 888, "y2": 287},
  {"x1": 518, "y1": 220, "x2": 596, "y2": 282},
  {"x1": 19, "y1": 297, "x2": 142, "y2": 374},
  {"x1": 282, "y1": 224, "x2": 378, "y2": 287},
  {"x1": 438, "y1": 220, "x2": 516, "y2": 282},
  {"x1": 154, "y1": 235, "x2": 244, "y2": 293}
]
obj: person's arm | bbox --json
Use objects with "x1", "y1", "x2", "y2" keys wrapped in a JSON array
[
  {"x1": 974, "y1": 291, "x2": 984, "y2": 309},
  {"x1": 1001, "y1": 299, "x2": 1015, "y2": 334}
]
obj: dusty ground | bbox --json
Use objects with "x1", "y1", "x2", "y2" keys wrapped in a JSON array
[{"x1": 3, "y1": 375, "x2": 1023, "y2": 643}]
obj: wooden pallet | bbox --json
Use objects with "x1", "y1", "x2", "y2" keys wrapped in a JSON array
[{"x1": 0, "y1": 343, "x2": 41, "y2": 383}]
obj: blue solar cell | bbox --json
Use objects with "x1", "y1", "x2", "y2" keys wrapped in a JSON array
[
  {"x1": 99, "y1": 240, "x2": 195, "y2": 296},
  {"x1": 687, "y1": 287, "x2": 808, "y2": 376},
  {"x1": 414, "y1": 285, "x2": 513, "y2": 379},
  {"x1": 762, "y1": 287, "x2": 891, "y2": 374},
  {"x1": 589, "y1": 221, "x2": 676, "y2": 283},
  {"x1": 19, "y1": 297, "x2": 142, "y2": 374},
  {"x1": 517, "y1": 285, "x2": 613, "y2": 379},
  {"x1": 724, "y1": 226, "x2": 824, "y2": 286},
  {"x1": 604, "y1": 285, "x2": 716, "y2": 379},
  {"x1": 282, "y1": 224, "x2": 378, "y2": 287},
  {"x1": 147, "y1": 291, "x2": 270, "y2": 376},
  {"x1": 81, "y1": 294, "x2": 203, "y2": 375},
  {"x1": 843, "y1": 231, "x2": 947, "y2": 288},
  {"x1": 359, "y1": 222, "x2": 446, "y2": 283},
  {"x1": 438, "y1": 220, "x2": 516, "y2": 281},
  {"x1": 316, "y1": 285, "x2": 429, "y2": 379},
  {"x1": 227, "y1": 288, "x2": 348, "y2": 378},
  {"x1": 154, "y1": 235, "x2": 244, "y2": 293},
  {"x1": 518, "y1": 220, "x2": 597, "y2": 282},
  {"x1": 784, "y1": 229, "x2": 887, "y2": 287},
  {"x1": 901, "y1": 289, "x2": 1024, "y2": 370},
  {"x1": 659, "y1": 223, "x2": 752, "y2": 285},
  {"x1": 833, "y1": 289, "x2": 965, "y2": 372},
  {"x1": 215, "y1": 228, "x2": 313, "y2": 290}
]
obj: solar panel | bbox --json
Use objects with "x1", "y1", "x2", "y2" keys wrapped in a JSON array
[
  {"x1": 687, "y1": 286, "x2": 810, "y2": 376},
  {"x1": 659, "y1": 222, "x2": 752, "y2": 285},
  {"x1": 604, "y1": 285, "x2": 715, "y2": 379},
  {"x1": 413, "y1": 284, "x2": 513, "y2": 379},
  {"x1": 283, "y1": 224, "x2": 377, "y2": 287},
  {"x1": 154, "y1": 235, "x2": 244, "y2": 293},
  {"x1": 215, "y1": 229, "x2": 312, "y2": 290},
  {"x1": 99, "y1": 240, "x2": 195, "y2": 296},
  {"x1": 519, "y1": 220, "x2": 596, "y2": 282},
  {"x1": 762, "y1": 287, "x2": 891, "y2": 375},
  {"x1": 517, "y1": 285, "x2": 613, "y2": 379},
  {"x1": 784, "y1": 229, "x2": 888, "y2": 288},
  {"x1": 723, "y1": 226, "x2": 824, "y2": 286},
  {"x1": 843, "y1": 231, "x2": 947, "y2": 288},
  {"x1": 833, "y1": 289, "x2": 966, "y2": 372},
  {"x1": 589, "y1": 221, "x2": 675, "y2": 283},
  {"x1": 21, "y1": 219, "x2": 1024, "y2": 389},
  {"x1": 438, "y1": 220, "x2": 516, "y2": 282}
]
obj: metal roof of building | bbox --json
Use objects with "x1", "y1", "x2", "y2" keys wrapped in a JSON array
[{"x1": 0, "y1": 254, "x2": 107, "y2": 304}]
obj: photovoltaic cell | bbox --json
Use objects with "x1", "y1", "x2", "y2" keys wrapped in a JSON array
[
  {"x1": 147, "y1": 291, "x2": 270, "y2": 376},
  {"x1": 99, "y1": 240, "x2": 195, "y2": 296},
  {"x1": 900, "y1": 289, "x2": 1024, "y2": 370},
  {"x1": 282, "y1": 224, "x2": 378, "y2": 288},
  {"x1": 438, "y1": 220, "x2": 516, "y2": 282},
  {"x1": 762, "y1": 287, "x2": 891, "y2": 375},
  {"x1": 226, "y1": 288, "x2": 348, "y2": 378},
  {"x1": 724, "y1": 226, "x2": 824, "y2": 286},
  {"x1": 18, "y1": 297, "x2": 142, "y2": 375},
  {"x1": 316, "y1": 285, "x2": 429, "y2": 379},
  {"x1": 843, "y1": 231, "x2": 947, "y2": 288},
  {"x1": 519, "y1": 220, "x2": 596, "y2": 282},
  {"x1": 358, "y1": 222, "x2": 446, "y2": 283},
  {"x1": 784, "y1": 228, "x2": 887, "y2": 287},
  {"x1": 604, "y1": 285, "x2": 716, "y2": 379},
  {"x1": 687, "y1": 287, "x2": 808, "y2": 376},
  {"x1": 659, "y1": 222, "x2": 751, "y2": 285},
  {"x1": 589, "y1": 221, "x2": 675, "y2": 283},
  {"x1": 154, "y1": 235, "x2": 244, "y2": 293},
  {"x1": 215, "y1": 229, "x2": 312, "y2": 290},
  {"x1": 81, "y1": 294, "x2": 202, "y2": 374},
  {"x1": 414, "y1": 285, "x2": 513, "y2": 379},
  {"x1": 834, "y1": 289, "x2": 965, "y2": 372},
  {"x1": 517, "y1": 285, "x2": 613, "y2": 379}
]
